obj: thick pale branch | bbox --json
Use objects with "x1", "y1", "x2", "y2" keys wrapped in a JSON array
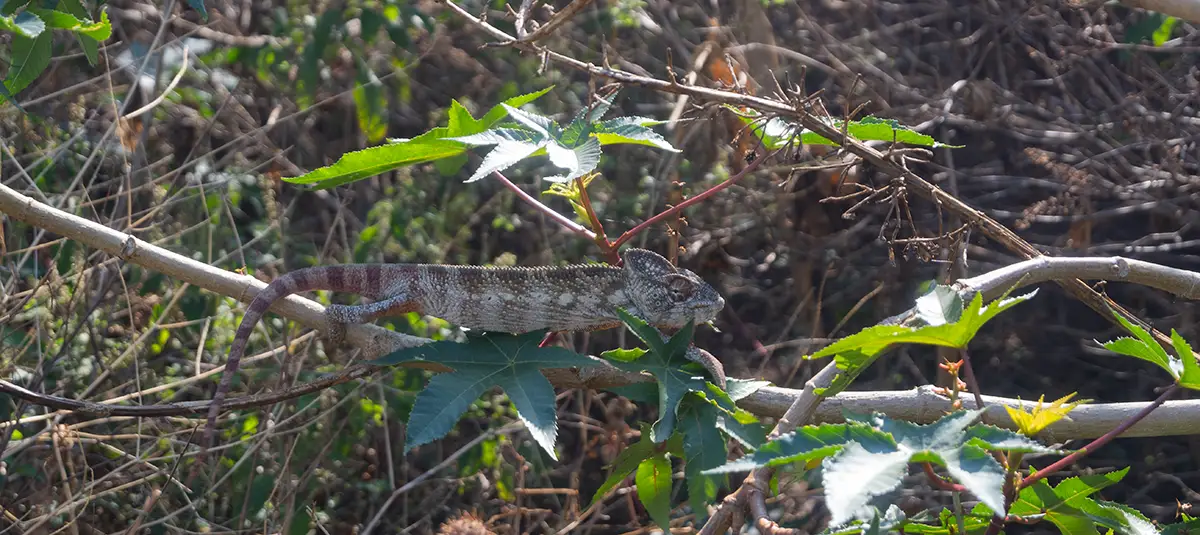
[
  {"x1": 963, "y1": 256, "x2": 1200, "y2": 301},
  {"x1": 0, "y1": 182, "x2": 431, "y2": 357}
]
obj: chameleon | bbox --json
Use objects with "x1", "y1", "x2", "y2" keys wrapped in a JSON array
[{"x1": 204, "y1": 248, "x2": 727, "y2": 448}]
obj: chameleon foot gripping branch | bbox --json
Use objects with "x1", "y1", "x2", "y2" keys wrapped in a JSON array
[{"x1": 204, "y1": 248, "x2": 726, "y2": 450}]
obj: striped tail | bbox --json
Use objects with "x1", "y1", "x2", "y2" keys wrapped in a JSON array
[{"x1": 202, "y1": 265, "x2": 392, "y2": 452}]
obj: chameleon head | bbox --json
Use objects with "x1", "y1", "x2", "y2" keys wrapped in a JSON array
[{"x1": 621, "y1": 248, "x2": 726, "y2": 328}]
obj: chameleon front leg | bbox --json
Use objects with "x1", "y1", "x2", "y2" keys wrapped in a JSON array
[{"x1": 685, "y1": 346, "x2": 726, "y2": 388}]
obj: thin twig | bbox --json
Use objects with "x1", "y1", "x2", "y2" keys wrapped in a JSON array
[
  {"x1": 612, "y1": 147, "x2": 770, "y2": 249},
  {"x1": 492, "y1": 171, "x2": 596, "y2": 240}
]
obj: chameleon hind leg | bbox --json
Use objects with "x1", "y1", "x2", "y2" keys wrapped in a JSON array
[{"x1": 323, "y1": 294, "x2": 421, "y2": 347}]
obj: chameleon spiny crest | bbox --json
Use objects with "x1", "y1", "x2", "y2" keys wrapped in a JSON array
[{"x1": 204, "y1": 248, "x2": 725, "y2": 449}]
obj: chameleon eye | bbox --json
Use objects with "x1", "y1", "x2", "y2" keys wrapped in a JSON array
[{"x1": 667, "y1": 276, "x2": 695, "y2": 302}]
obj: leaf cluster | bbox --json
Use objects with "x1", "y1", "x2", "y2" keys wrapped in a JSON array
[
  {"x1": 1, "y1": 0, "x2": 112, "y2": 106},
  {"x1": 286, "y1": 88, "x2": 679, "y2": 190}
]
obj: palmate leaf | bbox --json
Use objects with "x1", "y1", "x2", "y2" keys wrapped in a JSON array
[
  {"x1": 286, "y1": 87, "x2": 553, "y2": 189},
  {"x1": 544, "y1": 137, "x2": 601, "y2": 183},
  {"x1": 464, "y1": 139, "x2": 547, "y2": 183},
  {"x1": 370, "y1": 330, "x2": 599, "y2": 459},
  {"x1": 285, "y1": 139, "x2": 467, "y2": 189},
  {"x1": 703, "y1": 422, "x2": 894, "y2": 474},
  {"x1": 594, "y1": 116, "x2": 679, "y2": 151},
  {"x1": 709, "y1": 411, "x2": 1057, "y2": 525},
  {"x1": 453, "y1": 95, "x2": 676, "y2": 183},
  {"x1": 1009, "y1": 469, "x2": 1158, "y2": 535},
  {"x1": 606, "y1": 308, "x2": 705, "y2": 442},
  {"x1": 678, "y1": 396, "x2": 726, "y2": 523}
]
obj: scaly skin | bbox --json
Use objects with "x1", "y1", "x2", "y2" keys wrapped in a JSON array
[{"x1": 205, "y1": 248, "x2": 726, "y2": 449}]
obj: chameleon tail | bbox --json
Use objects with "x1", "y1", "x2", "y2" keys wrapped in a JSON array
[{"x1": 202, "y1": 265, "x2": 391, "y2": 452}]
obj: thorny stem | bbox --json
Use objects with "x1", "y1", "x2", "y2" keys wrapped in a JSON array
[
  {"x1": 491, "y1": 171, "x2": 596, "y2": 240},
  {"x1": 1019, "y1": 384, "x2": 1179, "y2": 489},
  {"x1": 611, "y1": 149, "x2": 770, "y2": 249}
]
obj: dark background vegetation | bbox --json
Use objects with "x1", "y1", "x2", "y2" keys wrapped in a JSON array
[{"x1": 1, "y1": 0, "x2": 1197, "y2": 532}]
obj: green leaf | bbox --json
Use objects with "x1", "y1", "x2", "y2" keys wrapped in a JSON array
[
  {"x1": 608, "y1": 309, "x2": 705, "y2": 442},
  {"x1": 478, "y1": 86, "x2": 554, "y2": 128},
  {"x1": 446, "y1": 99, "x2": 483, "y2": 136},
  {"x1": 372, "y1": 331, "x2": 599, "y2": 459},
  {"x1": 694, "y1": 382, "x2": 766, "y2": 449},
  {"x1": 463, "y1": 139, "x2": 546, "y2": 183},
  {"x1": 635, "y1": 454, "x2": 674, "y2": 529},
  {"x1": 823, "y1": 441, "x2": 912, "y2": 526},
  {"x1": 678, "y1": 396, "x2": 728, "y2": 523},
  {"x1": 544, "y1": 137, "x2": 601, "y2": 183},
  {"x1": 1084, "y1": 501, "x2": 1159, "y2": 535},
  {"x1": 1159, "y1": 514, "x2": 1200, "y2": 535},
  {"x1": 558, "y1": 95, "x2": 611, "y2": 146},
  {"x1": 1170, "y1": 329, "x2": 1200, "y2": 389},
  {"x1": 590, "y1": 424, "x2": 657, "y2": 507},
  {"x1": 54, "y1": 0, "x2": 101, "y2": 65},
  {"x1": 718, "y1": 411, "x2": 1039, "y2": 525},
  {"x1": 3, "y1": 32, "x2": 53, "y2": 99},
  {"x1": 28, "y1": 8, "x2": 111, "y2": 40},
  {"x1": 730, "y1": 108, "x2": 962, "y2": 149},
  {"x1": 1152, "y1": 16, "x2": 1177, "y2": 46},
  {"x1": 1100, "y1": 309, "x2": 1179, "y2": 379},
  {"x1": 809, "y1": 325, "x2": 916, "y2": 360},
  {"x1": 704, "y1": 422, "x2": 894, "y2": 474},
  {"x1": 724, "y1": 377, "x2": 771, "y2": 401},
  {"x1": 1010, "y1": 471, "x2": 1141, "y2": 535},
  {"x1": 594, "y1": 116, "x2": 679, "y2": 152},
  {"x1": 286, "y1": 139, "x2": 466, "y2": 189},
  {"x1": 452, "y1": 126, "x2": 546, "y2": 147},
  {"x1": 823, "y1": 505, "x2": 911, "y2": 535},
  {"x1": 599, "y1": 347, "x2": 647, "y2": 362},
  {"x1": 881, "y1": 505, "x2": 991, "y2": 535},
  {"x1": 963, "y1": 424, "x2": 1062, "y2": 455},
  {"x1": 0, "y1": 10, "x2": 44, "y2": 37},
  {"x1": 901, "y1": 290, "x2": 1037, "y2": 348},
  {"x1": 502, "y1": 103, "x2": 557, "y2": 136},
  {"x1": 358, "y1": 8, "x2": 385, "y2": 43},
  {"x1": 914, "y1": 285, "x2": 964, "y2": 326},
  {"x1": 810, "y1": 290, "x2": 1037, "y2": 360}
]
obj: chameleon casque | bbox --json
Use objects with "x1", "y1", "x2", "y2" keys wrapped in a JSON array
[{"x1": 205, "y1": 248, "x2": 727, "y2": 446}]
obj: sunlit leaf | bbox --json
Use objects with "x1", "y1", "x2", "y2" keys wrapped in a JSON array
[{"x1": 371, "y1": 331, "x2": 599, "y2": 459}]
